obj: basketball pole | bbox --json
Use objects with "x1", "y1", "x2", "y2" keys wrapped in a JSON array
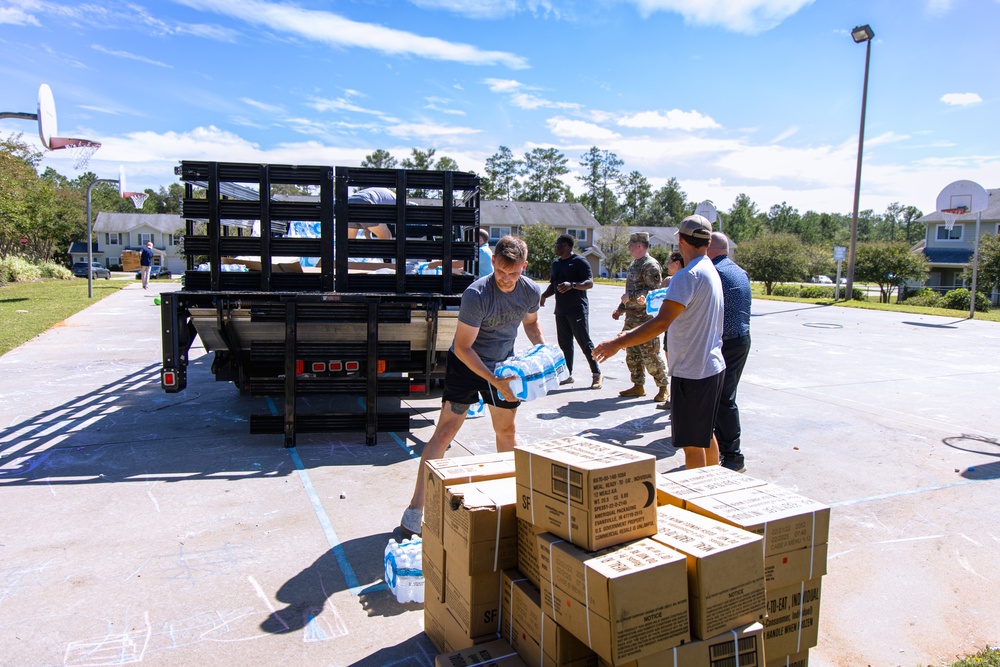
[
  {"x1": 85, "y1": 178, "x2": 119, "y2": 299},
  {"x1": 970, "y1": 212, "x2": 981, "y2": 319}
]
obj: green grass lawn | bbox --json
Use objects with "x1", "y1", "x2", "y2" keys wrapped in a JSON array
[{"x1": 0, "y1": 278, "x2": 129, "y2": 356}]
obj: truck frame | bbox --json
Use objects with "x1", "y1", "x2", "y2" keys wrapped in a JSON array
[{"x1": 161, "y1": 161, "x2": 481, "y2": 446}]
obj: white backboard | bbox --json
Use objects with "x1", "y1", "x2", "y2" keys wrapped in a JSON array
[
  {"x1": 936, "y1": 180, "x2": 988, "y2": 215},
  {"x1": 37, "y1": 84, "x2": 57, "y2": 150},
  {"x1": 694, "y1": 200, "x2": 718, "y2": 223}
]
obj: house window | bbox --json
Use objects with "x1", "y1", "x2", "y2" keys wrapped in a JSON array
[
  {"x1": 139, "y1": 233, "x2": 154, "y2": 246},
  {"x1": 935, "y1": 224, "x2": 963, "y2": 241},
  {"x1": 490, "y1": 226, "x2": 511, "y2": 241},
  {"x1": 106, "y1": 232, "x2": 122, "y2": 246},
  {"x1": 566, "y1": 228, "x2": 587, "y2": 243},
  {"x1": 171, "y1": 233, "x2": 183, "y2": 246}
]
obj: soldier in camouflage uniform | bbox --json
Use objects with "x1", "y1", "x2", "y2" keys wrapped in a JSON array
[{"x1": 611, "y1": 232, "x2": 669, "y2": 402}]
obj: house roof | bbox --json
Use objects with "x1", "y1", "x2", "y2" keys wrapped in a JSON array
[
  {"x1": 481, "y1": 200, "x2": 599, "y2": 230},
  {"x1": 94, "y1": 212, "x2": 183, "y2": 234},
  {"x1": 923, "y1": 247, "x2": 973, "y2": 265},
  {"x1": 917, "y1": 188, "x2": 1000, "y2": 223}
]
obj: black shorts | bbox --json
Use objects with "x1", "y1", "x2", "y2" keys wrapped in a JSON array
[
  {"x1": 670, "y1": 371, "x2": 724, "y2": 449},
  {"x1": 443, "y1": 350, "x2": 520, "y2": 410}
]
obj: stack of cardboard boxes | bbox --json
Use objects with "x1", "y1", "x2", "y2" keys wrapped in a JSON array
[{"x1": 427, "y1": 437, "x2": 828, "y2": 667}]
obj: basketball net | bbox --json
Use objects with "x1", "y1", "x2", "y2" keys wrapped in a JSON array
[
  {"x1": 940, "y1": 207, "x2": 967, "y2": 231},
  {"x1": 128, "y1": 192, "x2": 149, "y2": 210},
  {"x1": 50, "y1": 138, "x2": 102, "y2": 170}
]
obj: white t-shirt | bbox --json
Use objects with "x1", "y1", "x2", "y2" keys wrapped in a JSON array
[{"x1": 664, "y1": 254, "x2": 725, "y2": 380}]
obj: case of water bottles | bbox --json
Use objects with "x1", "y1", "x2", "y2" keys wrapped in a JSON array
[
  {"x1": 493, "y1": 344, "x2": 569, "y2": 401},
  {"x1": 646, "y1": 287, "x2": 669, "y2": 316},
  {"x1": 384, "y1": 537, "x2": 424, "y2": 604}
]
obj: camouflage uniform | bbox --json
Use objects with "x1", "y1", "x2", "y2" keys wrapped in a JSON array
[{"x1": 617, "y1": 254, "x2": 669, "y2": 387}]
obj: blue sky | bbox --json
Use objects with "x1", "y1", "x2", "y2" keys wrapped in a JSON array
[{"x1": 2, "y1": 0, "x2": 998, "y2": 218}]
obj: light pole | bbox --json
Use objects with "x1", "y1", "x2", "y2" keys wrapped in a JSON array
[
  {"x1": 85, "y1": 178, "x2": 118, "y2": 299},
  {"x1": 845, "y1": 24, "x2": 874, "y2": 302}
]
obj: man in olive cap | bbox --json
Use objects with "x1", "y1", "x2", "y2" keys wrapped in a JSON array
[
  {"x1": 611, "y1": 231, "x2": 669, "y2": 403},
  {"x1": 595, "y1": 215, "x2": 725, "y2": 470}
]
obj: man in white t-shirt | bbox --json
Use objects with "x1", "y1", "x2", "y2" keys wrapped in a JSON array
[{"x1": 593, "y1": 214, "x2": 725, "y2": 470}]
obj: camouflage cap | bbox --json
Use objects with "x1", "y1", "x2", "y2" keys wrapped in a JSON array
[{"x1": 629, "y1": 231, "x2": 650, "y2": 244}]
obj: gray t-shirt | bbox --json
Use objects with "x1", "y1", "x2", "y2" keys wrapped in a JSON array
[
  {"x1": 456, "y1": 274, "x2": 541, "y2": 367},
  {"x1": 664, "y1": 254, "x2": 725, "y2": 380}
]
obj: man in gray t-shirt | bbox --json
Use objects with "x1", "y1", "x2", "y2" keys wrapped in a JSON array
[{"x1": 400, "y1": 236, "x2": 544, "y2": 536}]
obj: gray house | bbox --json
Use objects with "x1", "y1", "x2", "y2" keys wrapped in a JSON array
[{"x1": 915, "y1": 188, "x2": 999, "y2": 297}]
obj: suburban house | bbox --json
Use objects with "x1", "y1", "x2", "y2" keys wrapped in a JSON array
[
  {"x1": 915, "y1": 187, "x2": 999, "y2": 299},
  {"x1": 481, "y1": 200, "x2": 605, "y2": 278},
  {"x1": 74, "y1": 213, "x2": 184, "y2": 273}
]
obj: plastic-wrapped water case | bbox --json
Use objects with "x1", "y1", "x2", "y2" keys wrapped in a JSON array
[
  {"x1": 466, "y1": 397, "x2": 486, "y2": 419},
  {"x1": 494, "y1": 344, "x2": 568, "y2": 401},
  {"x1": 416, "y1": 262, "x2": 442, "y2": 275},
  {"x1": 384, "y1": 537, "x2": 424, "y2": 603},
  {"x1": 646, "y1": 287, "x2": 669, "y2": 315}
]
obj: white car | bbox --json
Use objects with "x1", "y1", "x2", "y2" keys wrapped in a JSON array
[{"x1": 812, "y1": 275, "x2": 833, "y2": 284}]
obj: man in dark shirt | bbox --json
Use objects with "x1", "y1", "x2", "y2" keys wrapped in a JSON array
[
  {"x1": 707, "y1": 232, "x2": 752, "y2": 472},
  {"x1": 540, "y1": 235, "x2": 602, "y2": 388}
]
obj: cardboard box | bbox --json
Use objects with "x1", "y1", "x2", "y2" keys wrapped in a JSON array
[
  {"x1": 445, "y1": 568, "x2": 505, "y2": 637},
  {"x1": 766, "y1": 649, "x2": 809, "y2": 667},
  {"x1": 423, "y1": 530, "x2": 446, "y2": 603},
  {"x1": 685, "y1": 486, "x2": 830, "y2": 558},
  {"x1": 655, "y1": 466, "x2": 767, "y2": 507},
  {"x1": 425, "y1": 585, "x2": 498, "y2": 655},
  {"x1": 765, "y1": 543, "x2": 828, "y2": 590},
  {"x1": 515, "y1": 437, "x2": 657, "y2": 551},
  {"x1": 424, "y1": 452, "x2": 517, "y2": 543},
  {"x1": 517, "y1": 518, "x2": 544, "y2": 588},
  {"x1": 444, "y1": 477, "x2": 519, "y2": 576},
  {"x1": 601, "y1": 622, "x2": 765, "y2": 667},
  {"x1": 536, "y1": 534, "x2": 690, "y2": 665},
  {"x1": 501, "y1": 570, "x2": 597, "y2": 667},
  {"x1": 763, "y1": 578, "x2": 822, "y2": 658},
  {"x1": 650, "y1": 505, "x2": 766, "y2": 639},
  {"x1": 434, "y1": 638, "x2": 527, "y2": 667}
]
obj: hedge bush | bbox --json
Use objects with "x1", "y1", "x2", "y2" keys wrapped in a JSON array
[
  {"x1": 940, "y1": 288, "x2": 991, "y2": 312},
  {"x1": 903, "y1": 289, "x2": 942, "y2": 308},
  {"x1": 772, "y1": 284, "x2": 801, "y2": 297},
  {"x1": 799, "y1": 285, "x2": 835, "y2": 299},
  {"x1": 0, "y1": 256, "x2": 42, "y2": 284}
]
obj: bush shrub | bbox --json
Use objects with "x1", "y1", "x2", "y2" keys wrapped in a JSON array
[
  {"x1": 0, "y1": 256, "x2": 42, "y2": 283},
  {"x1": 39, "y1": 262, "x2": 73, "y2": 280},
  {"x1": 772, "y1": 284, "x2": 801, "y2": 297},
  {"x1": 941, "y1": 288, "x2": 991, "y2": 312},
  {"x1": 799, "y1": 285, "x2": 835, "y2": 299},
  {"x1": 903, "y1": 289, "x2": 942, "y2": 308},
  {"x1": 851, "y1": 289, "x2": 868, "y2": 301}
]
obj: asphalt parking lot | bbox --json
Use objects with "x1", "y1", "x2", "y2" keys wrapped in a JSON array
[{"x1": 0, "y1": 281, "x2": 997, "y2": 666}]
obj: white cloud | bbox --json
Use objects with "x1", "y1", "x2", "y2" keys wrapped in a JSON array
[
  {"x1": 483, "y1": 78, "x2": 581, "y2": 110},
  {"x1": 940, "y1": 92, "x2": 982, "y2": 106},
  {"x1": 91, "y1": 44, "x2": 172, "y2": 68},
  {"x1": 546, "y1": 117, "x2": 621, "y2": 141},
  {"x1": 408, "y1": 0, "x2": 558, "y2": 19},
  {"x1": 0, "y1": 7, "x2": 40, "y2": 25},
  {"x1": 176, "y1": 0, "x2": 529, "y2": 68},
  {"x1": 617, "y1": 109, "x2": 720, "y2": 131},
  {"x1": 240, "y1": 98, "x2": 286, "y2": 114},
  {"x1": 623, "y1": 0, "x2": 815, "y2": 34},
  {"x1": 385, "y1": 122, "x2": 482, "y2": 138}
]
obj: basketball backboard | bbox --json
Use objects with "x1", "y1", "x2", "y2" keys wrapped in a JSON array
[
  {"x1": 936, "y1": 180, "x2": 988, "y2": 215},
  {"x1": 119, "y1": 165, "x2": 148, "y2": 209},
  {"x1": 36, "y1": 83, "x2": 102, "y2": 168},
  {"x1": 694, "y1": 200, "x2": 718, "y2": 223}
]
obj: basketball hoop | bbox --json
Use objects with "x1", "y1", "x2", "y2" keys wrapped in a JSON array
[
  {"x1": 49, "y1": 137, "x2": 102, "y2": 170},
  {"x1": 127, "y1": 192, "x2": 149, "y2": 210}
]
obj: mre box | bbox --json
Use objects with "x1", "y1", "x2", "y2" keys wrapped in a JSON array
[
  {"x1": 603, "y1": 622, "x2": 765, "y2": 667},
  {"x1": 424, "y1": 452, "x2": 516, "y2": 542},
  {"x1": 685, "y1": 485, "x2": 830, "y2": 557},
  {"x1": 536, "y1": 534, "x2": 690, "y2": 665},
  {"x1": 763, "y1": 578, "x2": 822, "y2": 658},
  {"x1": 434, "y1": 638, "x2": 527, "y2": 667},
  {"x1": 650, "y1": 505, "x2": 766, "y2": 639},
  {"x1": 444, "y1": 477, "x2": 519, "y2": 575},
  {"x1": 655, "y1": 466, "x2": 767, "y2": 507},
  {"x1": 515, "y1": 437, "x2": 657, "y2": 551}
]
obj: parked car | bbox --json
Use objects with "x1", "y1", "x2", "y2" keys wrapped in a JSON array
[
  {"x1": 72, "y1": 262, "x2": 111, "y2": 279},
  {"x1": 811, "y1": 275, "x2": 833, "y2": 284},
  {"x1": 135, "y1": 265, "x2": 173, "y2": 280}
]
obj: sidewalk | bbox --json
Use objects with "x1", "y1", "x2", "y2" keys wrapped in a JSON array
[{"x1": 0, "y1": 282, "x2": 998, "y2": 666}]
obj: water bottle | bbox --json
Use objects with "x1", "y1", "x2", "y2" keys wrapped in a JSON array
[
  {"x1": 646, "y1": 288, "x2": 669, "y2": 315},
  {"x1": 495, "y1": 349, "x2": 553, "y2": 401},
  {"x1": 525, "y1": 344, "x2": 569, "y2": 386},
  {"x1": 417, "y1": 262, "x2": 442, "y2": 275},
  {"x1": 384, "y1": 537, "x2": 424, "y2": 603},
  {"x1": 466, "y1": 397, "x2": 485, "y2": 419}
]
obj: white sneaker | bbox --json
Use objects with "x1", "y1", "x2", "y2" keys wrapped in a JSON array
[{"x1": 400, "y1": 507, "x2": 422, "y2": 536}]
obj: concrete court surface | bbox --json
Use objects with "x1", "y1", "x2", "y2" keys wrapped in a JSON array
[{"x1": 0, "y1": 281, "x2": 997, "y2": 667}]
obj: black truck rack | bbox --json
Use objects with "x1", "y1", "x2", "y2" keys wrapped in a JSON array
[{"x1": 161, "y1": 161, "x2": 481, "y2": 446}]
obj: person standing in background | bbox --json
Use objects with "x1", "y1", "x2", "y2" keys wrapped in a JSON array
[
  {"x1": 139, "y1": 241, "x2": 154, "y2": 290},
  {"x1": 612, "y1": 232, "x2": 668, "y2": 403},
  {"x1": 707, "y1": 232, "x2": 752, "y2": 472},
  {"x1": 540, "y1": 234, "x2": 602, "y2": 389},
  {"x1": 478, "y1": 228, "x2": 493, "y2": 277},
  {"x1": 655, "y1": 250, "x2": 685, "y2": 410}
]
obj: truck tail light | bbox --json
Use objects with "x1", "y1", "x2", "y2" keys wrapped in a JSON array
[
  {"x1": 162, "y1": 371, "x2": 176, "y2": 387},
  {"x1": 311, "y1": 362, "x2": 326, "y2": 373},
  {"x1": 329, "y1": 361, "x2": 343, "y2": 372},
  {"x1": 345, "y1": 361, "x2": 360, "y2": 372}
]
